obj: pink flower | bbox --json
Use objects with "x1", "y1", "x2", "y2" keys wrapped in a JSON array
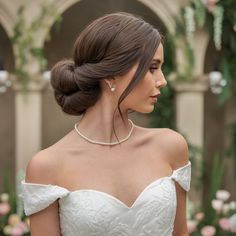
[
  {"x1": 216, "y1": 190, "x2": 231, "y2": 201},
  {"x1": 11, "y1": 225, "x2": 24, "y2": 236},
  {"x1": 0, "y1": 202, "x2": 10, "y2": 215},
  {"x1": 17, "y1": 222, "x2": 29, "y2": 233},
  {"x1": 195, "y1": 212, "x2": 205, "y2": 221},
  {"x1": 201, "y1": 225, "x2": 216, "y2": 236},
  {"x1": 211, "y1": 199, "x2": 223, "y2": 212},
  {"x1": 219, "y1": 218, "x2": 231, "y2": 231},
  {"x1": 187, "y1": 220, "x2": 197, "y2": 233},
  {"x1": 201, "y1": 0, "x2": 219, "y2": 13}
]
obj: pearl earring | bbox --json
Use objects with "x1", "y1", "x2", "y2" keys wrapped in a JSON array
[{"x1": 111, "y1": 86, "x2": 115, "y2": 92}]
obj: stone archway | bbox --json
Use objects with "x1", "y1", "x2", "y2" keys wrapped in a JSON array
[
  {"x1": 52, "y1": 0, "x2": 179, "y2": 32},
  {"x1": 41, "y1": 0, "x2": 183, "y2": 45},
  {"x1": 0, "y1": 0, "x2": 206, "y2": 76},
  {"x1": 0, "y1": 1, "x2": 16, "y2": 37}
]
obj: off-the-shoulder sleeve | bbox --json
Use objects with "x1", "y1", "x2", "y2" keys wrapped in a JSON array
[
  {"x1": 171, "y1": 161, "x2": 191, "y2": 191},
  {"x1": 19, "y1": 180, "x2": 70, "y2": 216}
]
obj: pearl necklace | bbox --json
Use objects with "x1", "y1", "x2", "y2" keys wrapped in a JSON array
[{"x1": 74, "y1": 119, "x2": 135, "y2": 146}]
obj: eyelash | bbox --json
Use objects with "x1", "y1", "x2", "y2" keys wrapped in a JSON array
[{"x1": 149, "y1": 65, "x2": 159, "y2": 73}]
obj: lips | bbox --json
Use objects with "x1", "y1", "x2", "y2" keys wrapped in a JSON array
[{"x1": 150, "y1": 93, "x2": 160, "y2": 98}]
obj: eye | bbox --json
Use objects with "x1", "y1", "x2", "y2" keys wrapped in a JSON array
[{"x1": 149, "y1": 64, "x2": 159, "y2": 74}]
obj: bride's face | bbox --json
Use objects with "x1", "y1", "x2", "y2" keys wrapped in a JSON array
[{"x1": 117, "y1": 43, "x2": 167, "y2": 113}]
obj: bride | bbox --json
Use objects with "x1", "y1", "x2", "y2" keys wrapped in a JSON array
[{"x1": 21, "y1": 12, "x2": 191, "y2": 236}]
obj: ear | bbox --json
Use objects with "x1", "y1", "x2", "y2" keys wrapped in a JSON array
[
  {"x1": 104, "y1": 79, "x2": 112, "y2": 89},
  {"x1": 104, "y1": 77, "x2": 116, "y2": 88}
]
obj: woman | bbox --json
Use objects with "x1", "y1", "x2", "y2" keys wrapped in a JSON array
[{"x1": 21, "y1": 12, "x2": 191, "y2": 236}]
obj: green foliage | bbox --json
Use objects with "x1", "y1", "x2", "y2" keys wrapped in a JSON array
[
  {"x1": 179, "y1": 0, "x2": 236, "y2": 190},
  {"x1": 179, "y1": 0, "x2": 236, "y2": 103},
  {"x1": 11, "y1": 2, "x2": 62, "y2": 90},
  {"x1": 2, "y1": 173, "x2": 17, "y2": 214},
  {"x1": 149, "y1": 86, "x2": 175, "y2": 129},
  {"x1": 188, "y1": 153, "x2": 236, "y2": 235},
  {"x1": 174, "y1": 8, "x2": 196, "y2": 81},
  {"x1": 0, "y1": 173, "x2": 30, "y2": 235},
  {"x1": 227, "y1": 123, "x2": 236, "y2": 179},
  {"x1": 192, "y1": 0, "x2": 206, "y2": 28},
  {"x1": 203, "y1": 153, "x2": 225, "y2": 225}
]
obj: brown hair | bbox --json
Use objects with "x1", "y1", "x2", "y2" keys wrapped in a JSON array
[{"x1": 51, "y1": 12, "x2": 162, "y2": 140}]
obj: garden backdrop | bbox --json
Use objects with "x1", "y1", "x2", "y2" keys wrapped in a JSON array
[{"x1": 0, "y1": 0, "x2": 236, "y2": 235}]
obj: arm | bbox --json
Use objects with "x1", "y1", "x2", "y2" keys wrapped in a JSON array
[
  {"x1": 163, "y1": 129, "x2": 189, "y2": 236},
  {"x1": 173, "y1": 182, "x2": 189, "y2": 236},
  {"x1": 29, "y1": 201, "x2": 61, "y2": 236},
  {"x1": 25, "y1": 150, "x2": 61, "y2": 236}
]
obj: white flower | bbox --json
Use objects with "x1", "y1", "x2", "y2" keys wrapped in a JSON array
[
  {"x1": 230, "y1": 214, "x2": 236, "y2": 228},
  {"x1": 201, "y1": 225, "x2": 216, "y2": 236},
  {"x1": 195, "y1": 212, "x2": 205, "y2": 221},
  {"x1": 216, "y1": 190, "x2": 231, "y2": 201},
  {"x1": 213, "y1": 5, "x2": 224, "y2": 50},
  {"x1": 212, "y1": 199, "x2": 223, "y2": 212},
  {"x1": 222, "y1": 203, "x2": 230, "y2": 214},
  {"x1": 229, "y1": 201, "x2": 236, "y2": 210},
  {"x1": 3, "y1": 225, "x2": 12, "y2": 235},
  {"x1": 0, "y1": 193, "x2": 9, "y2": 202},
  {"x1": 184, "y1": 6, "x2": 195, "y2": 47}
]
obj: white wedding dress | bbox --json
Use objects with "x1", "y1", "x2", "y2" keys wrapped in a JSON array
[{"x1": 20, "y1": 161, "x2": 191, "y2": 236}]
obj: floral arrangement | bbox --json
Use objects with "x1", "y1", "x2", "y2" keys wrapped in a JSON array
[
  {"x1": 0, "y1": 192, "x2": 30, "y2": 236},
  {"x1": 177, "y1": 0, "x2": 236, "y2": 98},
  {"x1": 187, "y1": 189, "x2": 236, "y2": 235},
  {"x1": 11, "y1": 2, "x2": 62, "y2": 90},
  {"x1": 179, "y1": 0, "x2": 236, "y2": 179},
  {"x1": 183, "y1": 0, "x2": 225, "y2": 50}
]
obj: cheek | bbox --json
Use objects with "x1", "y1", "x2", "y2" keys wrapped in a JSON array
[
  {"x1": 125, "y1": 73, "x2": 154, "y2": 101},
  {"x1": 138, "y1": 74, "x2": 154, "y2": 89},
  {"x1": 129, "y1": 80, "x2": 152, "y2": 99}
]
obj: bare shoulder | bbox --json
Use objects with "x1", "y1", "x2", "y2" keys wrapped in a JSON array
[
  {"x1": 24, "y1": 129, "x2": 80, "y2": 184},
  {"x1": 151, "y1": 127, "x2": 189, "y2": 169},
  {"x1": 25, "y1": 147, "x2": 60, "y2": 185}
]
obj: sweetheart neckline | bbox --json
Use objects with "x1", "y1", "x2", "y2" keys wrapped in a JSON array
[
  {"x1": 22, "y1": 175, "x2": 175, "y2": 210},
  {"x1": 22, "y1": 161, "x2": 191, "y2": 210},
  {"x1": 67, "y1": 175, "x2": 174, "y2": 209}
]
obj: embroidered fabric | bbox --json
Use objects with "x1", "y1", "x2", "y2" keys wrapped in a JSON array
[{"x1": 20, "y1": 161, "x2": 191, "y2": 236}]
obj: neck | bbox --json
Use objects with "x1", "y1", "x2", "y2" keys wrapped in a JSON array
[{"x1": 76, "y1": 97, "x2": 132, "y2": 144}]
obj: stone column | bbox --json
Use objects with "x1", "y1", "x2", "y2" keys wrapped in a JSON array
[
  {"x1": 13, "y1": 76, "x2": 47, "y2": 180},
  {"x1": 171, "y1": 75, "x2": 209, "y2": 206}
]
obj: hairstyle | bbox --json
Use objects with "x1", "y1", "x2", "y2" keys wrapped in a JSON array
[{"x1": 51, "y1": 12, "x2": 162, "y2": 140}]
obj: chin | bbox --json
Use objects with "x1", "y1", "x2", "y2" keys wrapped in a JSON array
[{"x1": 134, "y1": 106, "x2": 155, "y2": 114}]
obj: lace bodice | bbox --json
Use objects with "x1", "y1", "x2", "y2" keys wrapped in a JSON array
[{"x1": 20, "y1": 161, "x2": 191, "y2": 236}]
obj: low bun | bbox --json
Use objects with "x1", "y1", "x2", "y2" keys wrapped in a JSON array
[
  {"x1": 51, "y1": 12, "x2": 161, "y2": 119},
  {"x1": 50, "y1": 59, "x2": 101, "y2": 116}
]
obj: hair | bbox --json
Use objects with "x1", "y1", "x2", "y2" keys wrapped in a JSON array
[{"x1": 51, "y1": 12, "x2": 162, "y2": 141}]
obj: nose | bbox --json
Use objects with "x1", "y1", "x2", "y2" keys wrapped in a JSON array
[{"x1": 155, "y1": 74, "x2": 167, "y2": 89}]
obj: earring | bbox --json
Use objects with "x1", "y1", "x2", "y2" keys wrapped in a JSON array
[{"x1": 104, "y1": 78, "x2": 116, "y2": 92}]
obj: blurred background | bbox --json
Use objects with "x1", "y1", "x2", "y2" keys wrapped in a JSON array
[{"x1": 0, "y1": 0, "x2": 236, "y2": 235}]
